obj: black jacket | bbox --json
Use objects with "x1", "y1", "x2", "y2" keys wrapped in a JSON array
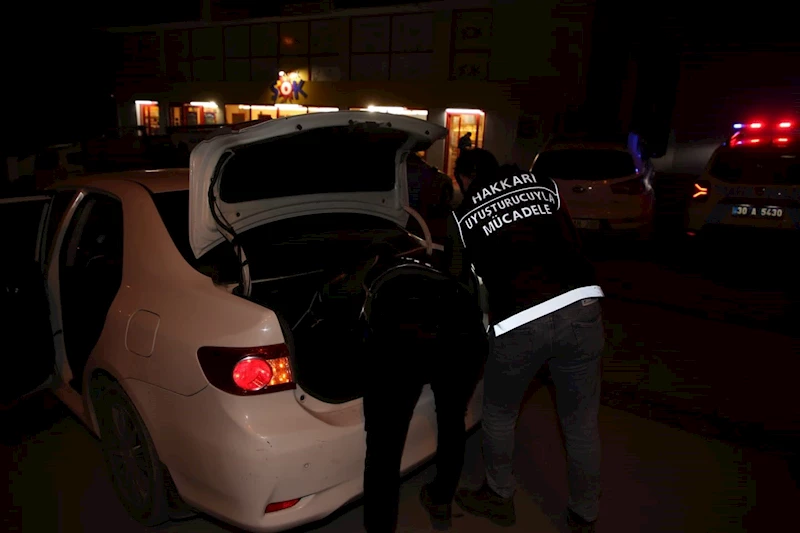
[{"x1": 446, "y1": 166, "x2": 600, "y2": 331}]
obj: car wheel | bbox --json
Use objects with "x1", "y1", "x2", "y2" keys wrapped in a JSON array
[{"x1": 95, "y1": 380, "x2": 170, "y2": 526}]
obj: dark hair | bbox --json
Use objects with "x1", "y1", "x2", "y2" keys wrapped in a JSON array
[
  {"x1": 454, "y1": 148, "x2": 499, "y2": 181},
  {"x1": 498, "y1": 163, "x2": 523, "y2": 174}
]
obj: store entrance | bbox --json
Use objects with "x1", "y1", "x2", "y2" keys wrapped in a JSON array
[
  {"x1": 136, "y1": 101, "x2": 160, "y2": 136},
  {"x1": 444, "y1": 109, "x2": 485, "y2": 177},
  {"x1": 170, "y1": 102, "x2": 220, "y2": 126}
]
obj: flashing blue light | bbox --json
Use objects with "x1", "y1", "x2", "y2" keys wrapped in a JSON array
[{"x1": 733, "y1": 123, "x2": 744, "y2": 129}]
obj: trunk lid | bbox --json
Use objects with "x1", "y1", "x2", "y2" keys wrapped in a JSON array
[{"x1": 189, "y1": 111, "x2": 447, "y2": 258}]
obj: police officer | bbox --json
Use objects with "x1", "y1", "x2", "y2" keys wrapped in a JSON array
[{"x1": 446, "y1": 149, "x2": 605, "y2": 532}]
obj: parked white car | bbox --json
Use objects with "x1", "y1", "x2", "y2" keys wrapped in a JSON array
[
  {"x1": 1, "y1": 112, "x2": 485, "y2": 532},
  {"x1": 531, "y1": 134, "x2": 656, "y2": 239}
]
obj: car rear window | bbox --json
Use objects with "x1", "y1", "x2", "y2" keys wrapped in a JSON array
[
  {"x1": 150, "y1": 189, "x2": 419, "y2": 283},
  {"x1": 151, "y1": 190, "x2": 240, "y2": 283},
  {"x1": 709, "y1": 149, "x2": 800, "y2": 185},
  {"x1": 532, "y1": 149, "x2": 637, "y2": 181},
  {"x1": 217, "y1": 124, "x2": 422, "y2": 204}
]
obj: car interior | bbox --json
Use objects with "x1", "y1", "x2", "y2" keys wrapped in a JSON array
[
  {"x1": 0, "y1": 199, "x2": 55, "y2": 404},
  {"x1": 58, "y1": 194, "x2": 124, "y2": 392}
]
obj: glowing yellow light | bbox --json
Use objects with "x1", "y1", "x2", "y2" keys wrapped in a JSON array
[
  {"x1": 357, "y1": 106, "x2": 428, "y2": 118},
  {"x1": 135, "y1": 100, "x2": 158, "y2": 106},
  {"x1": 190, "y1": 101, "x2": 218, "y2": 108},
  {"x1": 446, "y1": 108, "x2": 485, "y2": 115},
  {"x1": 267, "y1": 357, "x2": 293, "y2": 386}
]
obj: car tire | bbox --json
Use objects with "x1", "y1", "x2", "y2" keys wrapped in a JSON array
[{"x1": 95, "y1": 380, "x2": 171, "y2": 526}]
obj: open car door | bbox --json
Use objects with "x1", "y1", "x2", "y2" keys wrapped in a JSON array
[{"x1": 0, "y1": 194, "x2": 57, "y2": 406}]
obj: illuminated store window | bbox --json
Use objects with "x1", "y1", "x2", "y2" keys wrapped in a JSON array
[
  {"x1": 444, "y1": 108, "x2": 485, "y2": 177},
  {"x1": 226, "y1": 104, "x2": 338, "y2": 122},
  {"x1": 135, "y1": 100, "x2": 160, "y2": 135}
]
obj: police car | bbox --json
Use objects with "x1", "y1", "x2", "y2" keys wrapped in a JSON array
[{"x1": 686, "y1": 119, "x2": 799, "y2": 237}]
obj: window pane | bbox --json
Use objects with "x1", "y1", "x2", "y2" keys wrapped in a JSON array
[{"x1": 532, "y1": 150, "x2": 637, "y2": 181}]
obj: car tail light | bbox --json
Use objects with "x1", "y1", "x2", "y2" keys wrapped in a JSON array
[
  {"x1": 692, "y1": 181, "x2": 709, "y2": 201},
  {"x1": 774, "y1": 137, "x2": 791, "y2": 145},
  {"x1": 266, "y1": 499, "x2": 301, "y2": 513},
  {"x1": 749, "y1": 122, "x2": 763, "y2": 129},
  {"x1": 610, "y1": 177, "x2": 646, "y2": 195},
  {"x1": 197, "y1": 344, "x2": 295, "y2": 395},
  {"x1": 778, "y1": 121, "x2": 792, "y2": 128}
]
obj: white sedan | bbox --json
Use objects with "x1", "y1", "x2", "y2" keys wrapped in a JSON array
[
  {"x1": 1, "y1": 112, "x2": 485, "y2": 532},
  {"x1": 530, "y1": 134, "x2": 656, "y2": 238}
]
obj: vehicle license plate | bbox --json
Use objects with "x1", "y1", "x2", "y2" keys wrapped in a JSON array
[{"x1": 731, "y1": 204, "x2": 784, "y2": 218}]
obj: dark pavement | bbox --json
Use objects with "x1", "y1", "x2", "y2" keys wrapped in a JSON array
[
  {"x1": 4, "y1": 293, "x2": 797, "y2": 532},
  {"x1": 5, "y1": 174, "x2": 799, "y2": 531}
]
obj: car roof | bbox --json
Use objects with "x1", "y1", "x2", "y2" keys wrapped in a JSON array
[{"x1": 56, "y1": 168, "x2": 189, "y2": 193}]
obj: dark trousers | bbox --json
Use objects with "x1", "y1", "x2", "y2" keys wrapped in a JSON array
[
  {"x1": 483, "y1": 298, "x2": 605, "y2": 521},
  {"x1": 363, "y1": 336, "x2": 485, "y2": 532}
]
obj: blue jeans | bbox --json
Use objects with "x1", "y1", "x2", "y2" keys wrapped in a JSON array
[{"x1": 482, "y1": 298, "x2": 605, "y2": 522}]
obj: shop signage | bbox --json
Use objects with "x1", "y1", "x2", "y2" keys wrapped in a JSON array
[{"x1": 271, "y1": 70, "x2": 308, "y2": 104}]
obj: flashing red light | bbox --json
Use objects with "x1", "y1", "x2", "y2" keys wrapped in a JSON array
[
  {"x1": 749, "y1": 122, "x2": 763, "y2": 129},
  {"x1": 749, "y1": 138, "x2": 761, "y2": 144},
  {"x1": 266, "y1": 499, "x2": 301, "y2": 513},
  {"x1": 775, "y1": 137, "x2": 790, "y2": 143},
  {"x1": 778, "y1": 122, "x2": 792, "y2": 128}
]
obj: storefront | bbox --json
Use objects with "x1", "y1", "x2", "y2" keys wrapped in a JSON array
[
  {"x1": 350, "y1": 106, "x2": 429, "y2": 120},
  {"x1": 128, "y1": 89, "x2": 501, "y2": 180},
  {"x1": 443, "y1": 109, "x2": 486, "y2": 177},
  {"x1": 135, "y1": 100, "x2": 160, "y2": 136},
  {"x1": 225, "y1": 104, "x2": 339, "y2": 123},
  {"x1": 169, "y1": 101, "x2": 222, "y2": 126}
]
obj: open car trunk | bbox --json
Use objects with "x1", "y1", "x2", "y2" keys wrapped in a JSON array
[
  {"x1": 239, "y1": 214, "x2": 487, "y2": 404},
  {"x1": 186, "y1": 111, "x2": 474, "y2": 403}
]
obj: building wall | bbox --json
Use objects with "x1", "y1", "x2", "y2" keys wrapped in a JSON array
[{"x1": 108, "y1": 0, "x2": 595, "y2": 169}]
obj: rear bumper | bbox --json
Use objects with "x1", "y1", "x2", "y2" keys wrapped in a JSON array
[
  {"x1": 122, "y1": 378, "x2": 483, "y2": 532},
  {"x1": 687, "y1": 204, "x2": 800, "y2": 235},
  {"x1": 571, "y1": 196, "x2": 655, "y2": 235},
  {"x1": 575, "y1": 217, "x2": 654, "y2": 238}
]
